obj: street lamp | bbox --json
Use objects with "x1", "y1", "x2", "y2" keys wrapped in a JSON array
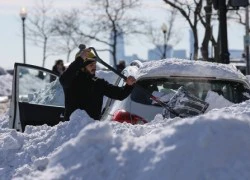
[
  {"x1": 161, "y1": 23, "x2": 167, "y2": 59},
  {"x1": 20, "y1": 7, "x2": 27, "y2": 64}
]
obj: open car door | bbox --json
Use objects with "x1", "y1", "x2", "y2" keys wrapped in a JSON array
[{"x1": 9, "y1": 63, "x2": 65, "y2": 132}]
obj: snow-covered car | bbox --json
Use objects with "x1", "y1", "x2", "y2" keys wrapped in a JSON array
[
  {"x1": 101, "y1": 59, "x2": 250, "y2": 124},
  {"x1": 9, "y1": 63, "x2": 65, "y2": 132}
]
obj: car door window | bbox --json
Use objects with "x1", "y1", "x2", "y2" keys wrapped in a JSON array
[{"x1": 17, "y1": 66, "x2": 64, "y2": 106}]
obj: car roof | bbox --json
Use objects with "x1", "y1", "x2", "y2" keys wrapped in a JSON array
[{"x1": 127, "y1": 58, "x2": 247, "y2": 82}]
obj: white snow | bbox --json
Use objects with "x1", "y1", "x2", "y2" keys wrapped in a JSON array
[
  {"x1": 0, "y1": 74, "x2": 12, "y2": 97},
  {"x1": 137, "y1": 59, "x2": 247, "y2": 81},
  {"x1": 1, "y1": 60, "x2": 250, "y2": 180},
  {"x1": 205, "y1": 91, "x2": 234, "y2": 111}
]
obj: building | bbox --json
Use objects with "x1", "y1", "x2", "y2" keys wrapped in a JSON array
[
  {"x1": 173, "y1": 50, "x2": 187, "y2": 59},
  {"x1": 147, "y1": 44, "x2": 187, "y2": 60},
  {"x1": 147, "y1": 45, "x2": 173, "y2": 60},
  {"x1": 109, "y1": 31, "x2": 142, "y2": 66}
]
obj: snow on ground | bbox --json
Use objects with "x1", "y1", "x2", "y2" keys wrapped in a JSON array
[
  {"x1": 1, "y1": 101, "x2": 250, "y2": 180},
  {"x1": 0, "y1": 74, "x2": 12, "y2": 116},
  {"x1": 1, "y1": 61, "x2": 250, "y2": 179},
  {"x1": 0, "y1": 74, "x2": 12, "y2": 97}
]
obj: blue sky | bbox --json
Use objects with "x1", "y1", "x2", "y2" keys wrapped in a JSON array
[{"x1": 0, "y1": 0, "x2": 245, "y2": 70}]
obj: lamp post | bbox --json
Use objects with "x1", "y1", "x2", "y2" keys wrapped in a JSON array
[
  {"x1": 161, "y1": 23, "x2": 167, "y2": 59},
  {"x1": 20, "y1": 7, "x2": 27, "y2": 64}
]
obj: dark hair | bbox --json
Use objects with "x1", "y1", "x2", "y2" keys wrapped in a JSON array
[{"x1": 55, "y1": 59, "x2": 64, "y2": 65}]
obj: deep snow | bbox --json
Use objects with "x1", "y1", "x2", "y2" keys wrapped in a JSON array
[{"x1": 1, "y1": 60, "x2": 250, "y2": 180}]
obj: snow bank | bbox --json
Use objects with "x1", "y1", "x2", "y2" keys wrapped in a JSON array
[
  {"x1": 1, "y1": 63, "x2": 250, "y2": 179},
  {"x1": 0, "y1": 74, "x2": 12, "y2": 96},
  {"x1": 0, "y1": 101, "x2": 250, "y2": 179}
]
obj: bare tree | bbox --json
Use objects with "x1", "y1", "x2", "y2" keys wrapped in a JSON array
[
  {"x1": 51, "y1": 9, "x2": 91, "y2": 62},
  {"x1": 147, "y1": 9, "x2": 179, "y2": 59},
  {"x1": 26, "y1": 0, "x2": 55, "y2": 67},
  {"x1": 199, "y1": 0, "x2": 215, "y2": 61},
  {"x1": 162, "y1": 0, "x2": 203, "y2": 60},
  {"x1": 226, "y1": 5, "x2": 247, "y2": 26},
  {"x1": 76, "y1": 0, "x2": 146, "y2": 67}
]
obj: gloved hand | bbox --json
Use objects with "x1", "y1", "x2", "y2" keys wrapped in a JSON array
[
  {"x1": 126, "y1": 76, "x2": 136, "y2": 86},
  {"x1": 80, "y1": 48, "x2": 92, "y2": 60}
]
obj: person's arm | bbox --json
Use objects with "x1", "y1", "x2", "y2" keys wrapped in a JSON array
[
  {"x1": 59, "y1": 57, "x2": 84, "y2": 88},
  {"x1": 103, "y1": 76, "x2": 136, "y2": 100},
  {"x1": 59, "y1": 48, "x2": 91, "y2": 88}
]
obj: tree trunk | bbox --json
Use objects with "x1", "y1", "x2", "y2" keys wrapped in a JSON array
[
  {"x1": 201, "y1": 1, "x2": 212, "y2": 61},
  {"x1": 193, "y1": 29, "x2": 199, "y2": 60},
  {"x1": 112, "y1": 29, "x2": 118, "y2": 68},
  {"x1": 42, "y1": 37, "x2": 48, "y2": 68}
]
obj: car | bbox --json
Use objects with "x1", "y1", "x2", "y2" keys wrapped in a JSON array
[
  {"x1": 101, "y1": 59, "x2": 250, "y2": 124},
  {"x1": 9, "y1": 59, "x2": 250, "y2": 132}
]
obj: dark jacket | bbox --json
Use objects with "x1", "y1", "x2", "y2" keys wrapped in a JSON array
[{"x1": 59, "y1": 57, "x2": 134, "y2": 121}]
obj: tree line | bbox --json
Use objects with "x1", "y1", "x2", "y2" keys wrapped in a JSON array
[{"x1": 25, "y1": 0, "x2": 247, "y2": 68}]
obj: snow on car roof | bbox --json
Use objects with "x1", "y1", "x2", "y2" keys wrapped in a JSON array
[{"x1": 135, "y1": 58, "x2": 247, "y2": 81}]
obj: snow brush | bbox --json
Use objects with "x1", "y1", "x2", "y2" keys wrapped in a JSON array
[{"x1": 80, "y1": 45, "x2": 208, "y2": 118}]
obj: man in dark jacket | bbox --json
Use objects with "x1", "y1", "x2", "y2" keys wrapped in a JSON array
[{"x1": 59, "y1": 47, "x2": 136, "y2": 121}]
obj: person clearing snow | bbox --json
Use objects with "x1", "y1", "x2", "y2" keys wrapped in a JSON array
[{"x1": 59, "y1": 46, "x2": 136, "y2": 121}]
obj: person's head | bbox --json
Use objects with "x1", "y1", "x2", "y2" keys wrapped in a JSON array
[
  {"x1": 55, "y1": 59, "x2": 64, "y2": 71},
  {"x1": 79, "y1": 51, "x2": 97, "y2": 76},
  {"x1": 118, "y1": 60, "x2": 125, "y2": 66},
  {"x1": 83, "y1": 61, "x2": 97, "y2": 75}
]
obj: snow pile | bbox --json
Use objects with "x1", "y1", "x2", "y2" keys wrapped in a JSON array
[
  {"x1": 0, "y1": 74, "x2": 12, "y2": 96},
  {"x1": 138, "y1": 59, "x2": 246, "y2": 80},
  {"x1": 0, "y1": 66, "x2": 7, "y2": 76},
  {"x1": 1, "y1": 102, "x2": 250, "y2": 179},
  {"x1": 1, "y1": 60, "x2": 250, "y2": 179},
  {"x1": 205, "y1": 91, "x2": 233, "y2": 111}
]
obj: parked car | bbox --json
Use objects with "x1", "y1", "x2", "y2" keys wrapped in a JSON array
[
  {"x1": 9, "y1": 59, "x2": 250, "y2": 132},
  {"x1": 101, "y1": 59, "x2": 250, "y2": 124}
]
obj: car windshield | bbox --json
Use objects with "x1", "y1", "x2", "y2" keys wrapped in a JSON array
[{"x1": 131, "y1": 78, "x2": 250, "y2": 106}]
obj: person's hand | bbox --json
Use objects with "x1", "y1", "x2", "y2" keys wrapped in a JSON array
[
  {"x1": 80, "y1": 48, "x2": 91, "y2": 60},
  {"x1": 126, "y1": 76, "x2": 136, "y2": 86}
]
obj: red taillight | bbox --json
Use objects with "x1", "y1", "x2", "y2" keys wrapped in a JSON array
[{"x1": 112, "y1": 109, "x2": 148, "y2": 125}]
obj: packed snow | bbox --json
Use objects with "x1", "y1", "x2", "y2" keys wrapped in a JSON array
[
  {"x1": 137, "y1": 59, "x2": 247, "y2": 80},
  {"x1": 1, "y1": 60, "x2": 250, "y2": 180},
  {"x1": 0, "y1": 74, "x2": 12, "y2": 97}
]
